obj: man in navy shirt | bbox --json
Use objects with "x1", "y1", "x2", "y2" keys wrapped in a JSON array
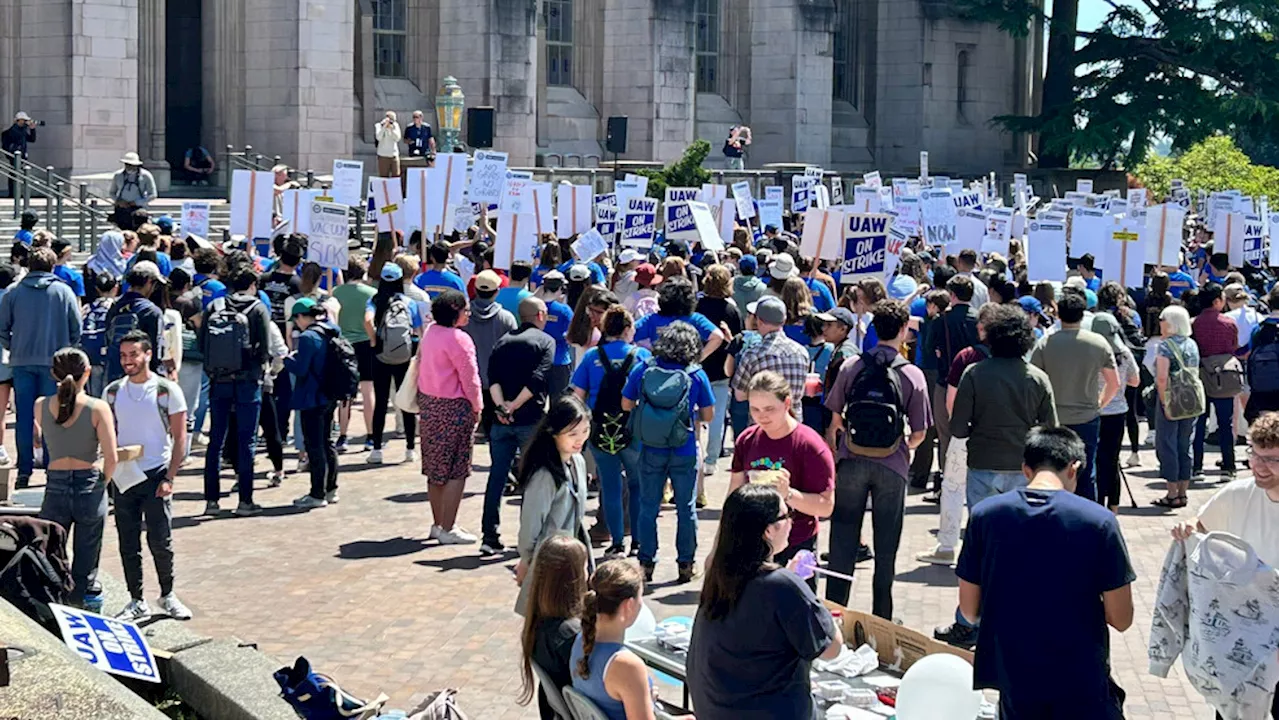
[
  {"x1": 954, "y1": 426, "x2": 1134, "y2": 719},
  {"x1": 403, "y1": 110, "x2": 436, "y2": 159}
]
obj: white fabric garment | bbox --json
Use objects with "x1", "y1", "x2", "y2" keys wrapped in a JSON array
[
  {"x1": 1149, "y1": 532, "x2": 1280, "y2": 720},
  {"x1": 1227, "y1": 306, "x2": 1261, "y2": 349},
  {"x1": 937, "y1": 436, "x2": 968, "y2": 551},
  {"x1": 1198, "y1": 478, "x2": 1280, "y2": 569},
  {"x1": 375, "y1": 121, "x2": 402, "y2": 158},
  {"x1": 107, "y1": 375, "x2": 187, "y2": 472}
]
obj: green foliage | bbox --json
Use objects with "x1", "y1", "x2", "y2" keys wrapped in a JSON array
[
  {"x1": 637, "y1": 140, "x2": 712, "y2": 200},
  {"x1": 1133, "y1": 136, "x2": 1280, "y2": 203}
]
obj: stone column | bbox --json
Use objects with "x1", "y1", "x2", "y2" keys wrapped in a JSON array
[
  {"x1": 746, "y1": 0, "x2": 834, "y2": 167},
  {"x1": 138, "y1": 0, "x2": 168, "y2": 188},
  {"x1": 203, "y1": 0, "x2": 244, "y2": 170}
]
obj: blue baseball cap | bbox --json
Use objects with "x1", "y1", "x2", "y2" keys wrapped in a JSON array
[
  {"x1": 739, "y1": 255, "x2": 758, "y2": 275},
  {"x1": 380, "y1": 262, "x2": 403, "y2": 281}
]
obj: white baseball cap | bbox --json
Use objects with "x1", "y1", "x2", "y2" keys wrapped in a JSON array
[
  {"x1": 618, "y1": 249, "x2": 643, "y2": 265},
  {"x1": 14, "y1": 112, "x2": 30, "y2": 121}
]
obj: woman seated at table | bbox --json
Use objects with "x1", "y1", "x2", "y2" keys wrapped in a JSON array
[
  {"x1": 687, "y1": 484, "x2": 844, "y2": 719},
  {"x1": 570, "y1": 558, "x2": 658, "y2": 720},
  {"x1": 519, "y1": 535, "x2": 590, "y2": 720}
]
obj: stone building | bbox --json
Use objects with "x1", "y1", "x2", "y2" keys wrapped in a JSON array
[{"x1": 0, "y1": 0, "x2": 1041, "y2": 185}]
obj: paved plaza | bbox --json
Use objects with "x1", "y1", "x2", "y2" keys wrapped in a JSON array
[{"x1": 72, "y1": 413, "x2": 1226, "y2": 718}]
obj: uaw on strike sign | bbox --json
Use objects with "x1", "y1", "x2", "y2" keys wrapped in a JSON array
[{"x1": 51, "y1": 603, "x2": 161, "y2": 682}]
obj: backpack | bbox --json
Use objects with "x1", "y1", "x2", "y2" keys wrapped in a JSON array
[
  {"x1": 79, "y1": 298, "x2": 114, "y2": 367},
  {"x1": 842, "y1": 352, "x2": 909, "y2": 458},
  {"x1": 1247, "y1": 322, "x2": 1279, "y2": 394},
  {"x1": 273, "y1": 657, "x2": 388, "y2": 720},
  {"x1": 104, "y1": 376, "x2": 175, "y2": 434},
  {"x1": 1200, "y1": 353, "x2": 1245, "y2": 399},
  {"x1": 591, "y1": 347, "x2": 638, "y2": 455},
  {"x1": 375, "y1": 294, "x2": 415, "y2": 365},
  {"x1": 1162, "y1": 339, "x2": 1206, "y2": 421},
  {"x1": 104, "y1": 301, "x2": 142, "y2": 378},
  {"x1": 202, "y1": 296, "x2": 256, "y2": 379},
  {"x1": 631, "y1": 360, "x2": 697, "y2": 450},
  {"x1": 0, "y1": 520, "x2": 72, "y2": 630},
  {"x1": 316, "y1": 325, "x2": 361, "y2": 402}
]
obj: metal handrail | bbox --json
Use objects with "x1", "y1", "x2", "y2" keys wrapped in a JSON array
[
  {"x1": 0, "y1": 147, "x2": 115, "y2": 222},
  {"x1": 0, "y1": 155, "x2": 110, "y2": 252}
]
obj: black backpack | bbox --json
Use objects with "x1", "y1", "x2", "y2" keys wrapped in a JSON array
[
  {"x1": 591, "y1": 347, "x2": 638, "y2": 455},
  {"x1": 317, "y1": 324, "x2": 361, "y2": 402},
  {"x1": 203, "y1": 297, "x2": 260, "y2": 379},
  {"x1": 842, "y1": 352, "x2": 909, "y2": 458},
  {"x1": 1248, "y1": 322, "x2": 1279, "y2": 394}
]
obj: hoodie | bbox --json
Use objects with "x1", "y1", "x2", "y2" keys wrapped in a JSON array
[
  {"x1": 464, "y1": 297, "x2": 517, "y2": 388},
  {"x1": 0, "y1": 272, "x2": 81, "y2": 367},
  {"x1": 732, "y1": 274, "x2": 767, "y2": 315}
]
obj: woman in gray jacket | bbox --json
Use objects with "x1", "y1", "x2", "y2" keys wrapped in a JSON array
[{"x1": 515, "y1": 395, "x2": 594, "y2": 615}]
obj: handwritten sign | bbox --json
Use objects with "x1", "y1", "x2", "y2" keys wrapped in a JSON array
[
  {"x1": 571, "y1": 228, "x2": 608, "y2": 262},
  {"x1": 621, "y1": 197, "x2": 658, "y2": 248},
  {"x1": 921, "y1": 188, "x2": 956, "y2": 250},
  {"x1": 51, "y1": 604, "x2": 160, "y2": 683},
  {"x1": 892, "y1": 196, "x2": 921, "y2": 237},
  {"x1": 500, "y1": 173, "x2": 531, "y2": 215},
  {"x1": 181, "y1": 201, "x2": 210, "y2": 241},
  {"x1": 841, "y1": 213, "x2": 893, "y2": 281},
  {"x1": 330, "y1": 159, "x2": 365, "y2": 207},
  {"x1": 1026, "y1": 219, "x2": 1067, "y2": 282},
  {"x1": 306, "y1": 201, "x2": 350, "y2": 271},
  {"x1": 731, "y1": 181, "x2": 756, "y2": 221},
  {"x1": 884, "y1": 225, "x2": 909, "y2": 279},
  {"x1": 470, "y1": 151, "x2": 509, "y2": 205}
]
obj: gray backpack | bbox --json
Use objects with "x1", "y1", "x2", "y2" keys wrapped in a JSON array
[
  {"x1": 375, "y1": 294, "x2": 415, "y2": 365},
  {"x1": 630, "y1": 360, "x2": 697, "y2": 449}
]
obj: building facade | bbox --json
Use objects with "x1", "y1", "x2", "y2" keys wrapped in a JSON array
[{"x1": 0, "y1": 0, "x2": 1041, "y2": 183}]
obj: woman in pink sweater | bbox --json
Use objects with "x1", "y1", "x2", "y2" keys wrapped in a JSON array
[{"x1": 416, "y1": 289, "x2": 484, "y2": 544}]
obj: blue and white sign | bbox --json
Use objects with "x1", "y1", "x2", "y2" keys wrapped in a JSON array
[
  {"x1": 1244, "y1": 216, "x2": 1265, "y2": 268},
  {"x1": 621, "y1": 197, "x2": 658, "y2": 248},
  {"x1": 791, "y1": 176, "x2": 817, "y2": 214},
  {"x1": 51, "y1": 603, "x2": 160, "y2": 683},
  {"x1": 764, "y1": 186, "x2": 784, "y2": 203},
  {"x1": 665, "y1": 187, "x2": 700, "y2": 239},
  {"x1": 840, "y1": 213, "x2": 892, "y2": 282}
]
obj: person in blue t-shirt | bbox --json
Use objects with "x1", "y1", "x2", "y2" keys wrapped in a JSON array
[
  {"x1": 621, "y1": 320, "x2": 715, "y2": 584},
  {"x1": 632, "y1": 276, "x2": 725, "y2": 358},
  {"x1": 1077, "y1": 253, "x2": 1101, "y2": 292},
  {"x1": 536, "y1": 270, "x2": 575, "y2": 397},
  {"x1": 495, "y1": 260, "x2": 533, "y2": 317},
  {"x1": 191, "y1": 247, "x2": 228, "y2": 308},
  {"x1": 14, "y1": 209, "x2": 37, "y2": 246},
  {"x1": 50, "y1": 238, "x2": 85, "y2": 299},
  {"x1": 951, "y1": 427, "x2": 1135, "y2": 719},
  {"x1": 557, "y1": 257, "x2": 607, "y2": 285},
  {"x1": 1165, "y1": 267, "x2": 1194, "y2": 298},
  {"x1": 529, "y1": 242, "x2": 563, "y2": 289},
  {"x1": 414, "y1": 241, "x2": 466, "y2": 298}
]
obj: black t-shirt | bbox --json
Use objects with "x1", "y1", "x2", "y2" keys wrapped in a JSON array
[
  {"x1": 531, "y1": 617, "x2": 580, "y2": 720},
  {"x1": 258, "y1": 270, "x2": 301, "y2": 329},
  {"x1": 687, "y1": 569, "x2": 834, "y2": 720},
  {"x1": 488, "y1": 325, "x2": 556, "y2": 426},
  {"x1": 695, "y1": 297, "x2": 741, "y2": 383}
]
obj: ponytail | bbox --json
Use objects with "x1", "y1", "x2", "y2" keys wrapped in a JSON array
[
  {"x1": 575, "y1": 558, "x2": 644, "y2": 680},
  {"x1": 576, "y1": 590, "x2": 599, "y2": 680},
  {"x1": 55, "y1": 375, "x2": 77, "y2": 425},
  {"x1": 50, "y1": 347, "x2": 90, "y2": 425}
]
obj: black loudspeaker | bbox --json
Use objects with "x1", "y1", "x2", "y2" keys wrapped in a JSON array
[
  {"x1": 606, "y1": 116, "x2": 628, "y2": 154},
  {"x1": 466, "y1": 107, "x2": 495, "y2": 149}
]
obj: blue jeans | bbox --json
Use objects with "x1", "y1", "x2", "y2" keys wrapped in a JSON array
[
  {"x1": 87, "y1": 366, "x2": 106, "y2": 399},
  {"x1": 729, "y1": 395, "x2": 752, "y2": 445},
  {"x1": 39, "y1": 469, "x2": 107, "y2": 604},
  {"x1": 1194, "y1": 396, "x2": 1237, "y2": 472},
  {"x1": 203, "y1": 379, "x2": 262, "y2": 505},
  {"x1": 591, "y1": 441, "x2": 642, "y2": 546},
  {"x1": 12, "y1": 365, "x2": 56, "y2": 479},
  {"x1": 190, "y1": 368, "x2": 210, "y2": 436},
  {"x1": 637, "y1": 448, "x2": 699, "y2": 565},
  {"x1": 1066, "y1": 417, "x2": 1101, "y2": 502},
  {"x1": 966, "y1": 469, "x2": 1026, "y2": 509},
  {"x1": 1155, "y1": 407, "x2": 1195, "y2": 482},
  {"x1": 483, "y1": 423, "x2": 535, "y2": 543},
  {"x1": 703, "y1": 379, "x2": 731, "y2": 469}
]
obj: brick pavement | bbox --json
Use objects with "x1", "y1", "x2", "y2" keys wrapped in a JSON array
[{"x1": 79, "y1": 417, "x2": 1232, "y2": 718}]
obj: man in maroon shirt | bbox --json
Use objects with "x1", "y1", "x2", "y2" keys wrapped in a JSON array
[{"x1": 1191, "y1": 283, "x2": 1241, "y2": 479}]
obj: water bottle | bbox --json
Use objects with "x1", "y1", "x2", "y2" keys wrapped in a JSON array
[{"x1": 82, "y1": 591, "x2": 104, "y2": 614}]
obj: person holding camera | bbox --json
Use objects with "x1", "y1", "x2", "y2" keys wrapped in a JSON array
[
  {"x1": 375, "y1": 110, "x2": 402, "y2": 178},
  {"x1": 723, "y1": 124, "x2": 751, "y2": 170},
  {"x1": 3, "y1": 112, "x2": 38, "y2": 198}
]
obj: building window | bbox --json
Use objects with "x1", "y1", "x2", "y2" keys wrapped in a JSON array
[
  {"x1": 956, "y1": 49, "x2": 970, "y2": 121},
  {"x1": 372, "y1": 0, "x2": 407, "y2": 78},
  {"x1": 695, "y1": 0, "x2": 719, "y2": 94},
  {"x1": 546, "y1": 0, "x2": 573, "y2": 87},
  {"x1": 832, "y1": 0, "x2": 859, "y2": 105}
]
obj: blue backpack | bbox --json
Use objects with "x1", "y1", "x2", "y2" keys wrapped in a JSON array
[
  {"x1": 1248, "y1": 321, "x2": 1279, "y2": 394},
  {"x1": 273, "y1": 657, "x2": 386, "y2": 720},
  {"x1": 631, "y1": 360, "x2": 697, "y2": 449},
  {"x1": 79, "y1": 297, "x2": 115, "y2": 367}
]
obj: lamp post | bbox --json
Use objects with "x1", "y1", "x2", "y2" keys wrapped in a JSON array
[{"x1": 435, "y1": 76, "x2": 465, "y2": 154}]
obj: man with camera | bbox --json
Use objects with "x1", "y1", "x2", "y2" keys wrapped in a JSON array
[
  {"x1": 374, "y1": 110, "x2": 402, "y2": 178},
  {"x1": 3, "y1": 111, "x2": 38, "y2": 197},
  {"x1": 723, "y1": 124, "x2": 751, "y2": 170}
]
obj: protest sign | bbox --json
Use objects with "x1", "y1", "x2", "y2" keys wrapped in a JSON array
[
  {"x1": 1271, "y1": 212, "x2": 1280, "y2": 267},
  {"x1": 881, "y1": 185, "x2": 896, "y2": 211},
  {"x1": 330, "y1": 159, "x2": 364, "y2": 207},
  {"x1": 947, "y1": 179, "x2": 964, "y2": 193},
  {"x1": 713, "y1": 198, "x2": 736, "y2": 247},
  {"x1": 688, "y1": 201, "x2": 724, "y2": 251},
  {"x1": 557, "y1": 184, "x2": 593, "y2": 238},
  {"x1": 952, "y1": 191, "x2": 984, "y2": 214},
  {"x1": 1214, "y1": 210, "x2": 1247, "y2": 268},
  {"x1": 404, "y1": 168, "x2": 430, "y2": 235},
  {"x1": 791, "y1": 176, "x2": 817, "y2": 213},
  {"x1": 891, "y1": 178, "x2": 910, "y2": 202},
  {"x1": 665, "y1": 187, "x2": 701, "y2": 239},
  {"x1": 1171, "y1": 187, "x2": 1191, "y2": 209},
  {"x1": 805, "y1": 166, "x2": 824, "y2": 179},
  {"x1": 280, "y1": 188, "x2": 322, "y2": 235},
  {"x1": 524, "y1": 182, "x2": 554, "y2": 236},
  {"x1": 987, "y1": 207, "x2": 1014, "y2": 243},
  {"x1": 306, "y1": 200, "x2": 350, "y2": 271},
  {"x1": 1076, "y1": 178, "x2": 1094, "y2": 194},
  {"x1": 181, "y1": 201, "x2": 210, "y2": 241},
  {"x1": 892, "y1": 196, "x2": 921, "y2": 236},
  {"x1": 840, "y1": 213, "x2": 892, "y2": 282},
  {"x1": 919, "y1": 151, "x2": 929, "y2": 182},
  {"x1": 764, "y1": 186, "x2": 784, "y2": 202},
  {"x1": 51, "y1": 604, "x2": 160, "y2": 683},
  {"x1": 955, "y1": 208, "x2": 986, "y2": 256},
  {"x1": 1070, "y1": 206, "x2": 1109, "y2": 260},
  {"x1": 731, "y1": 181, "x2": 756, "y2": 220},
  {"x1": 1208, "y1": 193, "x2": 1235, "y2": 228},
  {"x1": 921, "y1": 188, "x2": 956, "y2": 250},
  {"x1": 229, "y1": 169, "x2": 273, "y2": 240},
  {"x1": 1014, "y1": 172, "x2": 1028, "y2": 200},
  {"x1": 862, "y1": 171, "x2": 882, "y2": 189},
  {"x1": 884, "y1": 225, "x2": 909, "y2": 279},
  {"x1": 624, "y1": 173, "x2": 649, "y2": 197},
  {"x1": 852, "y1": 185, "x2": 880, "y2": 213},
  {"x1": 701, "y1": 183, "x2": 728, "y2": 204},
  {"x1": 1026, "y1": 219, "x2": 1068, "y2": 282},
  {"x1": 572, "y1": 228, "x2": 608, "y2": 262},
  {"x1": 424, "y1": 153, "x2": 468, "y2": 236},
  {"x1": 614, "y1": 179, "x2": 645, "y2": 209},
  {"x1": 451, "y1": 202, "x2": 475, "y2": 235},
  {"x1": 621, "y1": 197, "x2": 658, "y2": 248},
  {"x1": 757, "y1": 198, "x2": 784, "y2": 232},
  {"x1": 365, "y1": 180, "x2": 376, "y2": 224},
  {"x1": 494, "y1": 211, "x2": 539, "y2": 270},
  {"x1": 595, "y1": 205, "x2": 618, "y2": 245},
  {"x1": 1145, "y1": 203, "x2": 1185, "y2": 268},
  {"x1": 500, "y1": 173, "x2": 531, "y2": 215},
  {"x1": 830, "y1": 177, "x2": 844, "y2": 205},
  {"x1": 469, "y1": 150, "x2": 509, "y2": 205},
  {"x1": 368, "y1": 177, "x2": 404, "y2": 234},
  {"x1": 1243, "y1": 215, "x2": 1265, "y2": 268},
  {"x1": 813, "y1": 184, "x2": 830, "y2": 210},
  {"x1": 1105, "y1": 217, "x2": 1146, "y2": 287},
  {"x1": 1127, "y1": 188, "x2": 1147, "y2": 217}
]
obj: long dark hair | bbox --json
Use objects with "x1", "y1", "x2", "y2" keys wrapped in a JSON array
[
  {"x1": 518, "y1": 535, "x2": 588, "y2": 706},
  {"x1": 699, "y1": 484, "x2": 783, "y2": 621},
  {"x1": 372, "y1": 276, "x2": 405, "y2": 328},
  {"x1": 517, "y1": 395, "x2": 591, "y2": 489},
  {"x1": 50, "y1": 347, "x2": 90, "y2": 425},
  {"x1": 577, "y1": 558, "x2": 644, "y2": 680},
  {"x1": 567, "y1": 286, "x2": 617, "y2": 347}
]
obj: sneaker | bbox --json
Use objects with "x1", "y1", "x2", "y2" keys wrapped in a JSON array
[
  {"x1": 293, "y1": 495, "x2": 328, "y2": 510},
  {"x1": 922, "y1": 490, "x2": 941, "y2": 505},
  {"x1": 605, "y1": 543, "x2": 627, "y2": 557},
  {"x1": 202, "y1": 501, "x2": 221, "y2": 516},
  {"x1": 629, "y1": 540, "x2": 640, "y2": 557},
  {"x1": 335, "y1": 436, "x2": 348, "y2": 454},
  {"x1": 915, "y1": 546, "x2": 956, "y2": 566},
  {"x1": 640, "y1": 561, "x2": 655, "y2": 583},
  {"x1": 695, "y1": 490, "x2": 708, "y2": 509},
  {"x1": 587, "y1": 522, "x2": 611, "y2": 547},
  {"x1": 856, "y1": 544, "x2": 874, "y2": 564},
  {"x1": 234, "y1": 502, "x2": 263, "y2": 517},
  {"x1": 192, "y1": 432, "x2": 207, "y2": 447},
  {"x1": 1191, "y1": 471, "x2": 1206, "y2": 483},
  {"x1": 325, "y1": 490, "x2": 340, "y2": 504},
  {"x1": 677, "y1": 562, "x2": 700, "y2": 584},
  {"x1": 437, "y1": 526, "x2": 478, "y2": 545},
  {"x1": 267, "y1": 471, "x2": 285, "y2": 488},
  {"x1": 364, "y1": 438, "x2": 375, "y2": 452},
  {"x1": 1221, "y1": 469, "x2": 1237, "y2": 481},
  {"x1": 428, "y1": 524, "x2": 442, "y2": 540},
  {"x1": 403, "y1": 449, "x2": 417, "y2": 465},
  {"x1": 934, "y1": 621, "x2": 979, "y2": 650},
  {"x1": 15, "y1": 475, "x2": 29, "y2": 490},
  {"x1": 479, "y1": 539, "x2": 505, "y2": 555},
  {"x1": 115, "y1": 599, "x2": 151, "y2": 621},
  {"x1": 366, "y1": 449, "x2": 384, "y2": 465},
  {"x1": 158, "y1": 593, "x2": 193, "y2": 620},
  {"x1": 1124, "y1": 452, "x2": 1141, "y2": 468},
  {"x1": 0, "y1": 446, "x2": 10, "y2": 465}
]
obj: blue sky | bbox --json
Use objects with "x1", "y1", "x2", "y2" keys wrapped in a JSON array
[{"x1": 1078, "y1": 0, "x2": 1111, "y2": 31}]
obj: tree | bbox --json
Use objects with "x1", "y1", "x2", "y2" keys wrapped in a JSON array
[
  {"x1": 637, "y1": 140, "x2": 712, "y2": 200},
  {"x1": 1133, "y1": 135, "x2": 1279, "y2": 203},
  {"x1": 960, "y1": 0, "x2": 1278, "y2": 170}
]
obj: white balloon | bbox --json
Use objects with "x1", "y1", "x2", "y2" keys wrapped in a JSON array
[
  {"x1": 624, "y1": 601, "x2": 657, "y2": 640},
  {"x1": 894, "y1": 654, "x2": 983, "y2": 720}
]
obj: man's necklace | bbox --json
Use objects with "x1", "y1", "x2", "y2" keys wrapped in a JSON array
[{"x1": 124, "y1": 377, "x2": 149, "y2": 402}]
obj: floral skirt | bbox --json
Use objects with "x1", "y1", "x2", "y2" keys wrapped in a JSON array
[{"x1": 417, "y1": 393, "x2": 478, "y2": 485}]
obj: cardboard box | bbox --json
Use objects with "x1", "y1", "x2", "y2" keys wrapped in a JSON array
[{"x1": 825, "y1": 602, "x2": 974, "y2": 673}]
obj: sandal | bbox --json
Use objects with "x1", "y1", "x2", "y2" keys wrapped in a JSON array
[{"x1": 1152, "y1": 496, "x2": 1183, "y2": 509}]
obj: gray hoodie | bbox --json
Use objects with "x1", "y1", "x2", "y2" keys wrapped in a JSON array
[
  {"x1": 732, "y1": 274, "x2": 767, "y2": 315},
  {"x1": 465, "y1": 297, "x2": 517, "y2": 388},
  {"x1": 0, "y1": 271, "x2": 82, "y2": 367}
]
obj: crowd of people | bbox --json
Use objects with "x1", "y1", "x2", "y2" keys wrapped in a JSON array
[{"x1": 2, "y1": 175, "x2": 1277, "y2": 719}]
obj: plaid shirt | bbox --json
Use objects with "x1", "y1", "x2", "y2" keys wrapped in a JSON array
[
  {"x1": 732, "y1": 330, "x2": 811, "y2": 418},
  {"x1": 1192, "y1": 309, "x2": 1239, "y2": 357}
]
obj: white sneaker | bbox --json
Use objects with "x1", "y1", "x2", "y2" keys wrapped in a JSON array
[
  {"x1": 428, "y1": 524, "x2": 442, "y2": 540},
  {"x1": 158, "y1": 593, "x2": 192, "y2": 620},
  {"x1": 324, "y1": 490, "x2": 340, "y2": 504},
  {"x1": 115, "y1": 599, "x2": 151, "y2": 621},
  {"x1": 296, "y1": 456, "x2": 310, "y2": 473},
  {"x1": 915, "y1": 545, "x2": 957, "y2": 566},
  {"x1": 0, "y1": 447, "x2": 11, "y2": 466},
  {"x1": 1124, "y1": 452, "x2": 1142, "y2": 468},
  {"x1": 367, "y1": 449, "x2": 384, "y2": 464},
  {"x1": 192, "y1": 432, "x2": 207, "y2": 447},
  {"x1": 437, "y1": 526, "x2": 478, "y2": 545},
  {"x1": 268, "y1": 471, "x2": 286, "y2": 488},
  {"x1": 403, "y1": 449, "x2": 417, "y2": 465},
  {"x1": 293, "y1": 495, "x2": 328, "y2": 510}
]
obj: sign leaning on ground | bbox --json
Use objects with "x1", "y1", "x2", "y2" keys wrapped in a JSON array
[{"x1": 51, "y1": 603, "x2": 160, "y2": 683}]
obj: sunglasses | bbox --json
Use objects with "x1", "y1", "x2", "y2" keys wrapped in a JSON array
[{"x1": 774, "y1": 508, "x2": 794, "y2": 523}]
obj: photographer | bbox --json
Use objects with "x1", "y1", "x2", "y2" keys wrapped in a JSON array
[
  {"x1": 3, "y1": 112, "x2": 38, "y2": 198},
  {"x1": 723, "y1": 124, "x2": 751, "y2": 170},
  {"x1": 404, "y1": 110, "x2": 436, "y2": 165},
  {"x1": 374, "y1": 110, "x2": 402, "y2": 178}
]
